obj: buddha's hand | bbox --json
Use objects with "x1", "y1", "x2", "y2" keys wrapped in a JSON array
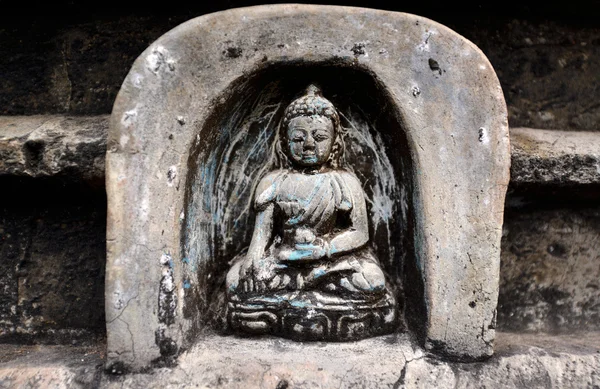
[
  {"x1": 279, "y1": 238, "x2": 330, "y2": 262},
  {"x1": 237, "y1": 257, "x2": 254, "y2": 283},
  {"x1": 238, "y1": 256, "x2": 283, "y2": 293}
]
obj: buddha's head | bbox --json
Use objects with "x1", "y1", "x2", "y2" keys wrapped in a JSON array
[{"x1": 278, "y1": 84, "x2": 343, "y2": 169}]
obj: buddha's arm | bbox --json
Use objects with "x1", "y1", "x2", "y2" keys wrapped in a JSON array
[
  {"x1": 246, "y1": 203, "x2": 274, "y2": 262},
  {"x1": 245, "y1": 171, "x2": 281, "y2": 263},
  {"x1": 237, "y1": 204, "x2": 274, "y2": 292},
  {"x1": 327, "y1": 173, "x2": 369, "y2": 257}
]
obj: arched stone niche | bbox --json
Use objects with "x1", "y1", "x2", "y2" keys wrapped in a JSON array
[
  {"x1": 181, "y1": 64, "x2": 417, "y2": 339},
  {"x1": 106, "y1": 5, "x2": 509, "y2": 371}
]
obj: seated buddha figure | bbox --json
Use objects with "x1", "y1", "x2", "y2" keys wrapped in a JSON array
[{"x1": 225, "y1": 85, "x2": 396, "y2": 340}]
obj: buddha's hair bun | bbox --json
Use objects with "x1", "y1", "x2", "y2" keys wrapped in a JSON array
[{"x1": 282, "y1": 84, "x2": 340, "y2": 129}]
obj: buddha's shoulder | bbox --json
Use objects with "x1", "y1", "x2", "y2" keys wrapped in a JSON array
[
  {"x1": 254, "y1": 170, "x2": 288, "y2": 208},
  {"x1": 257, "y1": 170, "x2": 287, "y2": 188},
  {"x1": 332, "y1": 169, "x2": 362, "y2": 189}
]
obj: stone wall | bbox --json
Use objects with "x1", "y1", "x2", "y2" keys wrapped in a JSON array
[
  {"x1": 2, "y1": 3, "x2": 598, "y2": 131},
  {"x1": 0, "y1": 0, "x2": 598, "y2": 345},
  {"x1": 0, "y1": 178, "x2": 106, "y2": 344}
]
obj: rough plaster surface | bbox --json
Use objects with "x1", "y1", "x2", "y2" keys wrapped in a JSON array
[
  {"x1": 106, "y1": 4, "x2": 509, "y2": 369},
  {"x1": 102, "y1": 333, "x2": 600, "y2": 388},
  {"x1": 0, "y1": 333, "x2": 599, "y2": 388}
]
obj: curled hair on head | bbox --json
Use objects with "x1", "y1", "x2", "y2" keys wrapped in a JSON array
[
  {"x1": 275, "y1": 84, "x2": 346, "y2": 169},
  {"x1": 281, "y1": 84, "x2": 340, "y2": 130}
]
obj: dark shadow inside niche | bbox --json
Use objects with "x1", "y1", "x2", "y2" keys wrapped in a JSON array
[{"x1": 181, "y1": 62, "x2": 425, "y2": 344}]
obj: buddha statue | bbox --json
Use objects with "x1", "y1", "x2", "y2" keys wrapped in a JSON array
[{"x1": 226, "y1": 85, "x2": 397, "y2": 341}]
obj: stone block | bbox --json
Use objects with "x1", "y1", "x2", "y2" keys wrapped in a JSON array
[
  {"x1": 4, "y1": 117, "x2": 599, "y2": 187},
  {"x1": 499, "y1": 207, "x2": 600, "y2": 332}
]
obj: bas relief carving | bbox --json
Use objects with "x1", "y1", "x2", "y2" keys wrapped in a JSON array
[
  {"x1": 106, "y1": 6, "x2": 509, "y2": 369},
  {"x1": 225, "y1": 85, "x2": 397, "y2": 341}
]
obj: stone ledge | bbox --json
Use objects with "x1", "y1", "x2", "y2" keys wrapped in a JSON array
[
  {"x1": 0, "y1": 115, "x2": 108, "y2": 182},
  {"x1": 510, "y1": 127, "x2": 600, "y2": 185},
  {"x1": 1, "y1": 117, "x2": 598, "y2": 186},
  {"x1": 0, "y1": 332, "x2": 598, "y2": 388}
]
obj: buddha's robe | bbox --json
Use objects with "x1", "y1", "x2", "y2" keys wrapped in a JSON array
[{"x1": 227, "y1": 169, "x2": 386, "y2": 299}]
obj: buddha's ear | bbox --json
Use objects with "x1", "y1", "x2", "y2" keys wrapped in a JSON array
[
  {"x1": 329, "y1": 128, "x2": 346, "y2": 168},
  {"x1": 273, "y1": 133, "x2": 291, "y2": 169}
]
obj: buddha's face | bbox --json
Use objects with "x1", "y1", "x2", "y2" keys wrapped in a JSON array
[{"x1": 286, "y1": 115, "x2": 335, "y2": 167}]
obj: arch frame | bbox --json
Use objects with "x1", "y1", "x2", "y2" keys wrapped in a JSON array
[{"x1": 106, "y1": 4, "x2": 509, "y2": 370}]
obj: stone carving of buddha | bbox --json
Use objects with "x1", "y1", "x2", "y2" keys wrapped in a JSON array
[{"x1": 226, "y1": 85, "x2": 397, "y2": 341}]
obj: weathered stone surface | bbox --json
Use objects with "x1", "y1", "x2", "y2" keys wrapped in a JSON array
[
  {"x1": 0, "y1": 344, "x2": 104, "y2": 389},
  {"x1": 463, "y1": 19, "x2": 600, "y2": 132},
  {"x1": 0, "y1": 115, "x2": 107, "y2": 183},
  {"x1": 0, "y1": 5, "x2": 596, "y2": 386},
  {"x1": 0, "y1": 178, "x2": 106, "y2": 342},
  {"x1": 1, "y1": 333, "x2": 599, "y2": 388},
  {"x1": 510, "y1": 127, "x2": 600, "y2": 185},
  {"x1": 499, "y1": 207, "x2": 600, "y2": 332},
  {"x1": 106, "y1": 4, "x2": 509, "y2": 369}
]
